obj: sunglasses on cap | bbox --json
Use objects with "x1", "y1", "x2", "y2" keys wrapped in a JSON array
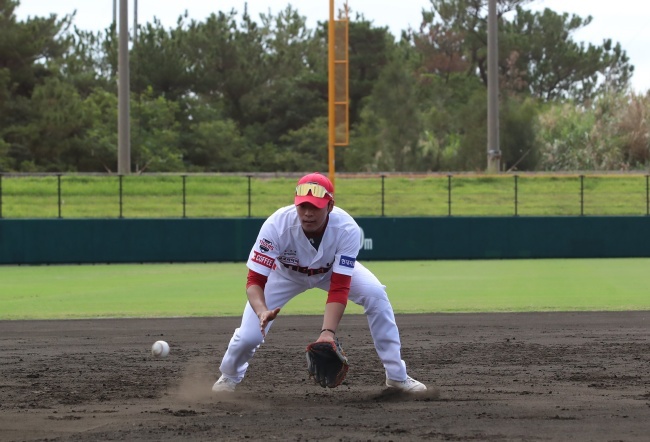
[{"x1": 295, "y1": 183, "x2": 333, "y2": 199}]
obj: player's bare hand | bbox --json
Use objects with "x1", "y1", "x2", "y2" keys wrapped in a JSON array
[
  {"x1": 316, "y1": 329, "x2": 335, "y2": 343},
  {"x1": 258, "y1": 308, "x2": 281, "y2": 337}
]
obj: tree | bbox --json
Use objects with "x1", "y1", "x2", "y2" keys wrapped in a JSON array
[
  {"x1": 26, "y1": 77, "x2": 91, "y2": 171},
  {"x1": 503, "y1": 6, "x2": 633, "y2": 101},
  {"x1": 131, "y1": 17, "x2": 193, "y2": 100},
  {"x1": 499, "y1": 95, "x2": 540, "y2": 170},
  {"x1": 416, "y1": 74, "x2": 486, "y2": 171},
  {"x1": 241, "y1": 6, "x2": 327, "y2": 146},
  {"x1": 130, "y1": 88, "x2": 183, "y2": 172},
  {"x1": 183, "y1": 9, "x2": 267, "y2": 124},
  {"x1": 62, "y1": 27, "x2": 117, "y2": 97},
  {"x1": 414, "y1": 0, "x2": 633, "y2": 102},
  {"x1": 181, "y1": 100, "x2": 253, "y2": 172},
  {"x1": 0, "y1": 0, "x2": 75, "y2": 170},
  {"x1": 0, "y1": 0, "x2": 73, "y2": 96},
  {"x1": 277, "y1": 117, "x2": 329, "y2": 172},
  {"x1": 345, "y1": 18, "x2": 396, "y2": 128},
  {"x1": 349, "y1": 55, "x2": 422, "y2": 171},
  {"x1": 409, "y1": 9, "x2": 470, "y2": 81},
  {"x1": 79, "y1": 88, "x2": 118, "y2": 171}
]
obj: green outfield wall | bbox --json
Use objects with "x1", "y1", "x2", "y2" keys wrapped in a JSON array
[{"x1": 0, "y1": 217, "x2": 648, "y2": 265}]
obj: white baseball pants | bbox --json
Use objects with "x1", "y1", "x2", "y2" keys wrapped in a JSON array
[{"x1": 218, "y1": 261, "x2": 408, "y2": 383}]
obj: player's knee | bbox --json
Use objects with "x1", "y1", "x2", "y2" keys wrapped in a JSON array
[
  {"x1": 359, "y1": 284, "x2": 389, "y2": 302},
  {"x1": 352, "y1": 288, "x2": 392, "y2": 313},
  {"x1": 231, "y1": 327, "x2": 264, "y2": 351}
]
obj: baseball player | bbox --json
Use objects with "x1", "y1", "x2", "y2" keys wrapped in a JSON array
[{"x1": 212, "y1": 172, "x2": 426, "y2": 393}]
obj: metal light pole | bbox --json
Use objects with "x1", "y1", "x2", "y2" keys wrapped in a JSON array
[
  {"x1": 487, "y1": 0, "x2": 501, "y2": 173},
  {"x1": 133, "y1": 0, "x2": 138, "y2": 44},
  {"x1": 117, "y1": 0, "x2": 131, "y2": 174}
]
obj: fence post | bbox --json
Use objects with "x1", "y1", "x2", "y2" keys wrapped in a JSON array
[
  {"x1": 57, "y1": 174, "x2": 62, "y2": 219},
  {"x1": 580, "y1": 175, "x2": 584, "y2": 216},
  {"x1": 640, "y1": 175, "x2": 650, "y2": 218},
  {"x1": 447, "y1": 174, "x2": 452, "y2": 216},
  {"x1": 0, "y1": 174, "x2": 3, "y2": 219},
  {"x1": 182, "y1": 175, "x2": 187, "y2": 219},
  {"x1": 381, "y1": 174, "x2": 385, "y2": 217},
  {"x1": 247, "y1": 175, "x2": 252, "y2": 218},
  {"x1": 514, "y1": 174, "x2": 519, "y2": 216},
  {"x1": 119, "y1": 175, "x2": 124, "y2": 219},
  {"x1": 646, "y1": 175, "x2": 649, "y2": 216}
]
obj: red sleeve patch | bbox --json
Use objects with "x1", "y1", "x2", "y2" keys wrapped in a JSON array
[{"x1": 252, "y1": 251, "x2": 275, "y2": 269}]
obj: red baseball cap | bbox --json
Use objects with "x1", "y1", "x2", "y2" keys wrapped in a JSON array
[{"x1": 294, "y1": 173, "x2": 334, "y2": 209}]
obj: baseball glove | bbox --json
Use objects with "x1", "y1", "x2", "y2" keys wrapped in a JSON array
[{"x1": 305, "y1": 339, "x2": 349, "y2": 388}]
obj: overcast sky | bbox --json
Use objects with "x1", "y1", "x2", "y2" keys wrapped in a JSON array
[{"x1": 15, "y1": 0, "x2": 650, "y2": 93}]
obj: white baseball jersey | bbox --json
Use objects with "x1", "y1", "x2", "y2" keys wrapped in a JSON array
[
  {"x1": 247, "y1": 205, "x2": 361, "y2": 280},
  {"x1": 218, "y1": 204, "x2": 410, "y2": 384}
]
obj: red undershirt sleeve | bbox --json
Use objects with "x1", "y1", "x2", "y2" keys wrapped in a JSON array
[
  {"x1": 246, "y1": 269, "x2": 268, "y2": 290},
  {"x1": 327, "y1": 272, "x2": 351, "y2": 306}
]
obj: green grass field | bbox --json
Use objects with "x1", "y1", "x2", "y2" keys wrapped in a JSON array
[
  {"x1": 2, "y1": 173, "x2": 649, "y2": 217},
  {"x1": 1, "y1": 258, "x2": 648, "y2": 320}
]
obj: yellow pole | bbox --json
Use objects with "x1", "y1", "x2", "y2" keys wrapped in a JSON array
[{"x1": 328, "y1": 0, "x2": 336, "y2": 188}]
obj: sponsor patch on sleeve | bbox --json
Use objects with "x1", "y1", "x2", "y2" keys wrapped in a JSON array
[
  {"x1": 258, "y1": 238, "x2": 275, "y2": 253},
  {"x1": 339, "y1": 255, "x2": 356, "y2": 269},
  {"x1": 252, "y1": 251, "x2": 275, "y2": 269}
]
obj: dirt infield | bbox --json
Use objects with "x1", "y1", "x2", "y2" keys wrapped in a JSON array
[{"x1": 1, "y1": 312, "x2": 648, "y2": 441}]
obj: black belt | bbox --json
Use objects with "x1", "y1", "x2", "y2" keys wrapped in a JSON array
[{"x1": 282, "y1": 263, "x2": 331, "y2": 276}]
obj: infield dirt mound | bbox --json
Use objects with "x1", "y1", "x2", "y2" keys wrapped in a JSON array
[{"x1": 0, "y1": 312, "x2": 648, "y2": 441}]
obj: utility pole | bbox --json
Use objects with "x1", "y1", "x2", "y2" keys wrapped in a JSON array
[
  {"x1": 487, "y1": 0, "x2": 501, "y2": 173},
  {"x1": 117, "y1": 0, "x2": 131, "y2": 174}
]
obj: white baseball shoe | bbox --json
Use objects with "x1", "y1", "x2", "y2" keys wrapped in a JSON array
[
  {"x1": 212, "y1": 375, "x2": 237, "y2": 393},
  {"x1": 386, "y1": 375, "x2": 427, "y2": 392}
]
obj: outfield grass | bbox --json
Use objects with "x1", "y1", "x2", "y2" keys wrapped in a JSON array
[
  {"x1": 1, "y1": 173, "x2": 649, "y2": 218},
  {"x1": 1, "y1": 259, "x2": 648, "y2": 320}
]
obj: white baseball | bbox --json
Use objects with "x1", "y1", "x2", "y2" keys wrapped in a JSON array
[{"x1": 151, "y1": 340, "x2": 170, "y2": 358}]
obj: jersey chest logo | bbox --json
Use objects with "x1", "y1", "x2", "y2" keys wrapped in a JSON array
[{"x1": 277, "y1": 249, "x2": 298, "y2": 266}]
